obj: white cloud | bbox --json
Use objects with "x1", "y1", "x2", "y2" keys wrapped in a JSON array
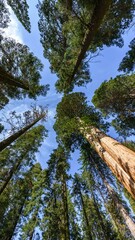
[
  {"x1": 48, "y1": 108, "x2": 56, "y2": 119},
  {"x1": 2, "y1": 3, "x2": 23, "y2": 43}
]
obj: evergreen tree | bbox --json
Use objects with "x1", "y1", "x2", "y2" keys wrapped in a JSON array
[
  {"x1": 54, "y1": 93, "x2": 135, "y2": 198},
  {"x1": 38, "y1": 0, "x2": 135, "y2": 93},
  {"x1": 7, "y1": 0, "x2": 31, "y2": 32},
  {"x1": 41, "y1": 146, "x2": 71, "y2": 239},
  {"x1": 20, "y1": 163, "x2": 45, "y2": 240},
  {"x1": 0, "y1": 170, "x2": 32, "y2": 239},
  {"x1": 0, "y1": 107, "x2": 47, "y2": 152},
  {"x1": 0, "y1": 0, "x2": 10, "y2": 30},
  {"x1": 118, "y1": 37, "x2": 135, "y2": 73},
  {"x1": 80, "y1": 144, "x2": 135, "y2": 238},
  {"x1": 0, "y1": 37, "x2": 49, "y2": 109},
  {"x1": 0, "y1": 125, "x2": 47, "y2": 195},
  {"x1": 72, "y1": 173, "x2": 93, "y2": 240}
]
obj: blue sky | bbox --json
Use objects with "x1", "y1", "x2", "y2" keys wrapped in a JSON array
[{"x1": 3, "y1": 1, "x2": 135, "y2": 172}]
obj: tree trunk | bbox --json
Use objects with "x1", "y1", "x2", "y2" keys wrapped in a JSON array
[
  {"x1": 0, "y1": 150, "x2": 29, "y2": 195},
  {"x1": 29, "y1": 230, "x2": 35, "y2": 240},
  {"x1": 102, "y1": 177, "x2": 135, "y2": 238},
  {"x1": 91, "y1": 192, "x2": 108, "y2": 240},
  {"x1": 79, "y1": 121, "x2": 135, "y2": 199},
  {"x1": 0, "y1": 66, "x2": 29, "y2": 90},
  {"x1": 92, "y1": 157, "x2": 135, "y2": 238},
  {"x1": 5, "y1": 196, "x2": 27, "y2": 240},
  {"x1": 65, "y1": 0, "x2": 72, "y2": 11},
  {"x1": 61, "y1": 174, "x2": 70, "y2": 240},
  {"x1": 69, "y1": 0, "x2": 112, "y2": 83},
  {"x1": 90, "y1": 127, "x2": 135, "y2": 181},
  {"x1": 79, "y1": 189, "x2": 93, "y2": 240},
  {"x1": 0, "y1": 114, "x2": 45, "y2": 152}
]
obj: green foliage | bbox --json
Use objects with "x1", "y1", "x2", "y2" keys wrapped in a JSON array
[
  {"x1": 124, "y1": 188, "x2": 135, "y2": 214},
  {"x1": 118, "y1": 38, "x2": 135, "y2": 73},
  {"x1": 0, "y1": 125, "x2": 47, "y2": 194},
  {"x1": 7, "y1": 0, "x2": 31, "y2": 32},
  {"x1": 0, "y1": 37, "x2": 49, "y2": 107},
  {"x1": 92, "y1": 74, "x2": 135, "y2": 137},
  {"x1": 20, "y1": 163, "x2": 44, "y2": 239},
  {"x1": 0, "y1": 0, "x2": 10, "y2": 29},
  {"x1": 54, "y1": 92, "x2": 107, "y2": 151},
  {"x1": 38, "y1": 0, "x2": 135, "y2": 93}
]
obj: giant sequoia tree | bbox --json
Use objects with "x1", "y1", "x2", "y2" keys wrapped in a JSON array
[
  {"x1": 54, "y1": 93, "x2": 135, "y2": 198},
  {"x1": 80, "y1": 142, "x2": 135, "y2": 238}
]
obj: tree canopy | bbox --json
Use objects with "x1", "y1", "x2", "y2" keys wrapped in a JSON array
[
  {"x1": 92, "y1": 73, "x2": 135, "y2": 136},
  {"x1": 0, "y1": 0, "x2": 135, "y2": 239},
  {"x1": 38, "y1": 0, "x2": 135, "y2": 93}
]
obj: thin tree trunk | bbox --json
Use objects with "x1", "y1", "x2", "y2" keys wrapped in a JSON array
[
  {"x1": 61, "y1": 174, "x2": 70, "y2": 240},
  {"x1": 0, "y1": 150, "x2": 29, "y2": 195},
  {"x1": 0, "y1": 66, "x2": 29, "y2": 90},
  {"x1": 101, "y1": 174, "x2": 135, "y2": 238},
  {"x1": 91, "y1": 156, "x2": 135, "y2": 238},
  {"x1": 29, "y1": 230, "x2": 35, "y2": 240},
  {"x1": 65, "y1": 0, "x2": 72, "y2": 11},
  {"x1": 0, "y1": 114, "x2": 45, "y2": 152},
  {"x1": 69, "y1": 0, "x2": 112, "y2": 83},
  {"x1": 91, "y1": 192, "x2": 108, "y2": 240},
  {"x1": 79, "y1": 189, "x2": 93, "y2": 240},
  {"x1": 5, "y1": 196, "x2": 27, "y2": 240},
  {"x1": 79, "y1": 120, "x2": 135, "y2": 199}
]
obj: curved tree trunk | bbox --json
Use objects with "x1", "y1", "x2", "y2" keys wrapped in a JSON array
[
  {"x1": 0, "y1": 66, "x2": 29, "y2": 90},
  {"x1": 0, "y1": 114, "x2": 45, "y2": 152}
]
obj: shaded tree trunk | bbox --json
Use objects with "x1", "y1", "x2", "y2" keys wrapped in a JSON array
[
  {"x1": 101, "y1": 173, "x2": 135, "y2": 238},
  {"x1": 79, "y1": 189, "x2": 93, "y2": 240},
  {"x1": 61, "y1": 174, "x2": 70, "y2": 240},
  {"x1": 91, "y1": 156, "x2": 135, "y2": 238},
  {"x1": 79, "y1": 121, "x2": 135, "y2": 199},
  {"x1": 91, "y1": 192, "x2": 108, "y2": 240},
  {"x1": 0, "y1": 150, "x2": 29, "y2": 195},
  {"x1": 0, "y1": 66, "x2": 29, "y2": 90},
  {"x1": 4, "y1": 196, "x2": 27, "y2": 240},
  {"x1": 69, "y1": 0, "x2": 112, "y2": 83},
  {"x1": 0, "y1": 114, "x2": 45, "y2": 152}
]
